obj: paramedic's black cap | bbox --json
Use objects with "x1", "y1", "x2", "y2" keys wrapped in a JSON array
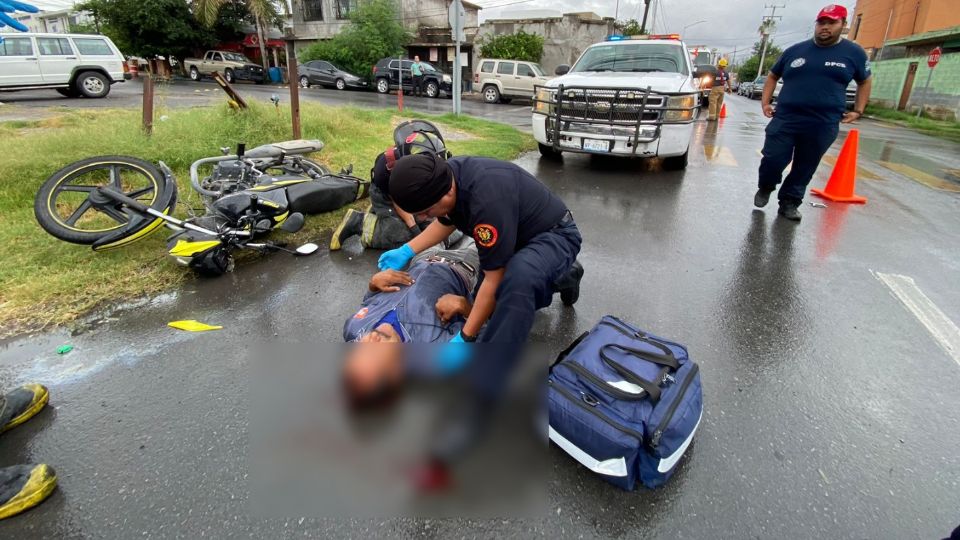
[{"x1": 389, "y1": 153, "x2": 452, "y2": 213}]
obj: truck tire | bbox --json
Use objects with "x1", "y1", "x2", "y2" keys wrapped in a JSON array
[
  {"x1": 376, "y1": 78, "x2": 390, "y2": 94},
  {"x1": 538, "y1": 143, "x2": 562, "y2": 160},
  {"x1": 190, "y1": 67, "x2": 201, "y2": 81},
  {"x1": 224, "y1": 69, "x2": 235, "y2": 84},
  {"x1": 482, "y1": 85, "x2": 500, "y2": 103},
  {"x1": 76, "y1": 71, "x2": 110, "y2": 98},
  {"x1": 425, "y1": 80, "x2": 439, "y2": 98},
  {"x1": 662, "y1": 149, "x2": 689, "y2": 171}
]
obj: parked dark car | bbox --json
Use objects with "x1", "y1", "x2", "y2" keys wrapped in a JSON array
[
  {"x1": 298, "y1": 60, "x2": 368, "y2": 90},
  {"x1": 371, "y1": 58, "x2": 453, "y2": 98}
]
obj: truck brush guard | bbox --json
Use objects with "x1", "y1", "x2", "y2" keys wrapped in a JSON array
[{"x1": 532, "y1": 84, "x2": 697, "y2": 156}]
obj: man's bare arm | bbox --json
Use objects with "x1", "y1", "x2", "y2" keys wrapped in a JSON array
[{"x1": 462, "y1": 267, "x2": 504, "y2": 338}]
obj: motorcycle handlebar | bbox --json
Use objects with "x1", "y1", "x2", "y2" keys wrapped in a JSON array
[{"x1": 190, "y1": 155, "x2": 239, "y2": 198}]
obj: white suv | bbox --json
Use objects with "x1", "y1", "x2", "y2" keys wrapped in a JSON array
[
  {"x1": 0, "y1": 33, "x2": 129, "y2": 98},
  {"x1": 474, "y1": 59, "x2": 549, "y2": 104},
  {"x1": 531, "y1": 35, "x2": 700, "y2": 169}
]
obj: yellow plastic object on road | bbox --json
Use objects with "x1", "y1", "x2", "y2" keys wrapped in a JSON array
[{"x1": 168, "y1": 320, "x2": 223, "y2": 332}]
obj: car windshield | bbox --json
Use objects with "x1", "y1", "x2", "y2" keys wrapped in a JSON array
[
  {"x1": 531, "y1": 63, "x2": 545, "y2": 76},
  {"x1": 224, "y1": 53, "x2": 252, "y2": 63},
  {"x1": 690, "y1": 51, "x2": 713, "y2": 66},
  {"x1": 572, "y1": 43, "x2": 688, "y2": 75},
  {"x1": 420, "y1": 61, "x2": 439, "y2": 72}
]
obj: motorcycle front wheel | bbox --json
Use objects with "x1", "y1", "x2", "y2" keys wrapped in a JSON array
[{"x1": 34, "y1": 156, "x2": 176, "y2": 245}]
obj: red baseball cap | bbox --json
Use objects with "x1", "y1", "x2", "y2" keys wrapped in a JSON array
[{"x1": 817, "y1": 4, "x2": 847, "y2": 20}]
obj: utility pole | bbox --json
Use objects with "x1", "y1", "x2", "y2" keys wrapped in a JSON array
[
  {"x1": 640, "y1": 0, "x2": 652, "y2": 33},
  {"x1": 757, "y1": 4, "x2": 784, "y2": 79}
]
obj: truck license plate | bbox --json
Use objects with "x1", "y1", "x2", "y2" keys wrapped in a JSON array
[{"x1": 582, "y1": 139, "x2": 609, "y2": 152}]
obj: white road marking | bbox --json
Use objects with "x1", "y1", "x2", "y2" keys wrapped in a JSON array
[{"x1": 873, "y1": 271, "x2": 960, "y2": 367}]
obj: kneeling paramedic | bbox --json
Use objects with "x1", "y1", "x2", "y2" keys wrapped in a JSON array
[{"x1": 379, "y1": 153, "x2": 584, "y2": 345}]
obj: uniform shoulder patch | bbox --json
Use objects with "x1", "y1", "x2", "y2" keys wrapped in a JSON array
[
  {"x1": 353, "y1": 307, "x2": 369, "y2": 319},
  {"x1": 473, "y1": 224, "x2": 498, "y2": 248}
]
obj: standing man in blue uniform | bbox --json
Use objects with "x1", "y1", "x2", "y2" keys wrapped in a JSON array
[
  {"x1": 378, "y1": 153, "x2": 584, "y2": 344},
  {"x1": 754, "y1": 4, "x2": 872, "y2": 221}
]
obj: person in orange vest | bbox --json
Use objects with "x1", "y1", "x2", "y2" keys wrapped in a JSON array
[{"x1": 707, "y1": 58, "x2": 732, "y2": 121}]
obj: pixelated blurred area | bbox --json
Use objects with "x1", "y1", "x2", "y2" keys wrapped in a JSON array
[{"x1": 249, "y1": 343, "x2": 547, "y2": 518}]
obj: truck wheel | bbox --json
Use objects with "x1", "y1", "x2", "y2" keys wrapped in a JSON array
[
  {"x1": 224, "y1": 69, "x2": 235, "y2": 84},
  {"x1": 482, "y1": 85, "x2": 500, "y2": 103},
  {"x1": 76, "y1": 71, "x2": 110, "y2": 98},
  {"x1": 662, "y1": 150, "x2": 689, "y2": 171},
  {"x1": 190, "y1": 67, "x2": 200, "y2": 81},
  {"x1": 425, "y1": 81, "x2": 439, "y2": 98},
  {"x1": 376, "y1": 78, "x2": 390, "y2": 94},
  {"x1": 538, "y1": 143, "x2": 562, "y2": 160}
]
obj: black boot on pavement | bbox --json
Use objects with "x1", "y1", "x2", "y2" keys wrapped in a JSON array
[
  {"x1": 0, "y1": 464, "x2": 58, "y2": 520},
  {"x1": 330, "y1": 209, "x2": 365, "y2": 251},
  {"x1": 754, "y1": 188, "x2": 774, "y2": 208},
  {"x1": 556, "y1": 260, "x2": 585, "y2": 307},
  {"x1": 778, "y1": 201, "x2": 802, "y2": 221},
  {"x1": 1, "y1": 383, "x2": 49, "y2": 434}
]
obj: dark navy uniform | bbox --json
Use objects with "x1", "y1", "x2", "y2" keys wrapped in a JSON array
[
  {"x1": 759, "y1": 38, "x2": 870, "y2": 204},
  {"x1": 439, "y1": 156, "x2": 582, "y2": 342}
]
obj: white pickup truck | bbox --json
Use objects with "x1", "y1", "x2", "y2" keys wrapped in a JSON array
[
  {"x1": 532, "y1": 35, "x2": 701, "y2": 170},
  {"x1": 183, "y1": 50, "x2": 265, "y2": 84}
]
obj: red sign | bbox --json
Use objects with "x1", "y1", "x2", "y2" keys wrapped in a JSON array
[{"x1": 927, "y1": 46, "x2": 942, "y2": 68}]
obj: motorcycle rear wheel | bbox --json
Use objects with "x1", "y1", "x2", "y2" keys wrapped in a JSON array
[{"x1": 34, "y1": 156, "x2": 176, "y2": 245}]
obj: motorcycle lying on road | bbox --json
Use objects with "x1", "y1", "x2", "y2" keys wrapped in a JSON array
[{"x1": 34, "y1": 139, "x2": 369, "y2": 276}]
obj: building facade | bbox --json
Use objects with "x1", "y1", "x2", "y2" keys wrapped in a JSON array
[
  {"x1": 289, "y1": 0, "x2": 481, "y2": 79},
  {"x1": 849, "y1": 0, "x2": 960, "y2": 58},
  {"x1": 476, "y1": 12, "x2": 616, "y2": 74}
]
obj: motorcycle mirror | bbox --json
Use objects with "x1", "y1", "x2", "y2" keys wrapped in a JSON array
[
  {"x1": 279, "y1": 212, "x2": 305, "y2": 233},
  {"x1": 295, "y1": 243, "x2": 319, "y2": 255}
]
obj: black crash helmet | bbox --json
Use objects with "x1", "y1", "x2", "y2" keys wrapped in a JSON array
[{"x1": 384, "y1": 120, "x2": 452, "y2": 170}]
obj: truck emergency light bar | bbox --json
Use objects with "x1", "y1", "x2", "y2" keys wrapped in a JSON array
[{"x1": 606, "y1": 34, "x2": 682, "y2": 41}]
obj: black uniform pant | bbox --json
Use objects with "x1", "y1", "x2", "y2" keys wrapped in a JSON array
[{"x1": 758, "y1": 118, "x2": 839, "y2": 205}]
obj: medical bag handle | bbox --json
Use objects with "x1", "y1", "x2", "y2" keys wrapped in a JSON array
[
  {"x1": 600, "y1": 343, "x2": 679, "y2": 371},
  {"x1": 598, "y1": 347, "x2": 663, "y2": 403},
  {"x1": 601, "y1": 317, "x2": 678, "y2": 364},
  {"x1": 550, "y1": 330, "x2": 589, "y2": 369}
]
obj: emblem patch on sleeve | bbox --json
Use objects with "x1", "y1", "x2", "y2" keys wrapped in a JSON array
[
  {"x1": 353, "y1": 307, "x2": 369, "y2": 319},
  {"x1": 473, "y1": 224, "x2": 498, "y2": 248}
]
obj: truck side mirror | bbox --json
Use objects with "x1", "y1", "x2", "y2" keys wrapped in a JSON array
[
  {"x1": 555, "y1": 65, "x2": 570, "y2": 76},
  {"x1": 693, "y1": 67, "x2": 703, "y2": 78}
]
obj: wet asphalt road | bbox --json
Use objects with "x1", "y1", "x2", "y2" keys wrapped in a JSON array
[{"x1": 1, "y1": 94, "x2": 960, "y2": 538}]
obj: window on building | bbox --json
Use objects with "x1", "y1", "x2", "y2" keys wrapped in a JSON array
[
  {"x1": 852, "y1": 14, "x2": 862, "y2": 40},
  {"x1": 335, "y1": 0, "x2": 356, "y2": 20},
  {"x1": 480, "y1": 61, "x2": 494, "y2": 73},
  {"x1": 73, "y1": 38, "x2": 112, "y2": 56},
  {"x1": 0, "y1": 37, "x2": 33, "y2": 56},
  {"x1": 517, "y1": 63, "x2": 536, "y2": 77},
  {"x1": 302, "y1": 0, "x2": 323, "y2": 21},
  {"x1": 37, "y1": 38, "x2": 73, "y2": 56},
  {"x1": 497, "y1": 61, "x2": 515, "y2": 75}
]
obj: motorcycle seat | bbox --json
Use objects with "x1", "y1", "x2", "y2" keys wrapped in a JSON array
[{"x1": 245, "y1": 140, "x2": 325, "y2": 159}]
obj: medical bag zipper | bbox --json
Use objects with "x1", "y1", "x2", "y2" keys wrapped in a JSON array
[
  {"x1": 648, "y1": 363, "x2": 700, "y2": 450},
  {"x1": 548, "y1": 378, "x2": 645, "y2": 442},
  {"x1": 560, "y1": 361, "x2": 649, "y2": 401}
]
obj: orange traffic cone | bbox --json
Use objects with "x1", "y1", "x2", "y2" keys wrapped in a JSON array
[
  {"x1": 811, "y1": 129, "x2": 867, "y2": 204},
  {"x1": 719, "y1": 103, "x2": 728, "y2": 118}
]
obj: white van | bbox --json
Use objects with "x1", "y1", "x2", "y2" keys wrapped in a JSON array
[{"x1": 0, "y1": 33, "x2": 129, "y2": 98}]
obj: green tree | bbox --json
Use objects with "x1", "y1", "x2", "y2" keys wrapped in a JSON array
[
  {"x1": 193, "y1": 0, "x2": 283, "y2": 71},
  {"x1": 615, "y1": 19, "x2": 642, "y2": 36},
  {"x1": 298, "y1": 0, "x2": 412, "y2": 80},
  {"x1": 736, "y1": 40, "x2": 783, "y2": 82},
  {"x1": 76, "y1": 0, "x2": 215, "y2": 59},
  {"x1": 478, "y1": 30, "x2": 544, "y2": 63}
]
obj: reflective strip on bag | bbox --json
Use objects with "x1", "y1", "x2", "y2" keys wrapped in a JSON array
[{"x1": 548, "y1": 425, "x2": 628, "y2": 477}]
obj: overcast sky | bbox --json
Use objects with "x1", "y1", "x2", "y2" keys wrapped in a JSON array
[
  {"x1": 478, "y1": 0, "x2": 839, "y2": 61},
  {"x1": 28, "y1": 0, "x2": 839, "y2": 62}
]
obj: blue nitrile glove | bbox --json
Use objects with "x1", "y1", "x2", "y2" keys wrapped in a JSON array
[
  {"x1": 0, "y1": 0, "x2": 39, "y2": 33},
  {"x1": 378, "y1": 243, "x2": 415, "y2": 271},
  {"x1": 436, "y1": 332, "x2": 471, "y2": 374}
]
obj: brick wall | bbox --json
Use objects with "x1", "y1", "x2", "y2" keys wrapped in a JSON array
[{"x1": 869, "y1": 52, "x2": 960, "y2": 120}]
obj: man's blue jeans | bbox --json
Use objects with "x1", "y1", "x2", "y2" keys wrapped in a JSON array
[{"x1": 758, "y1": 118, "x2": 839, "y2": 205}]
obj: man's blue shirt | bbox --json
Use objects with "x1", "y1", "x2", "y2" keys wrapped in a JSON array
[{"x1": 771, "y1": 38, "x2": 870, "y2": 127}]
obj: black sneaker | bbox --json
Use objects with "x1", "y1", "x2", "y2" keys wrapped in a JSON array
[
  {"x1": 330, "y1": 209, "x2": 365, "y2": 251},
  {"x1": 0, "y1": 464, "x2": 58, "y2": 520},
  {"x1": 754, "y1": 188, "x2": 773, "y2": 208},
  {"x1": 778, "y1": 202, "x2": 802, "y2": 221},
  {"x1": 557, "y1": 261, "x2": 585, "y2": 307},
  {"x1": 0, "y1": 383, "x2": 49, "y2": 434}
]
